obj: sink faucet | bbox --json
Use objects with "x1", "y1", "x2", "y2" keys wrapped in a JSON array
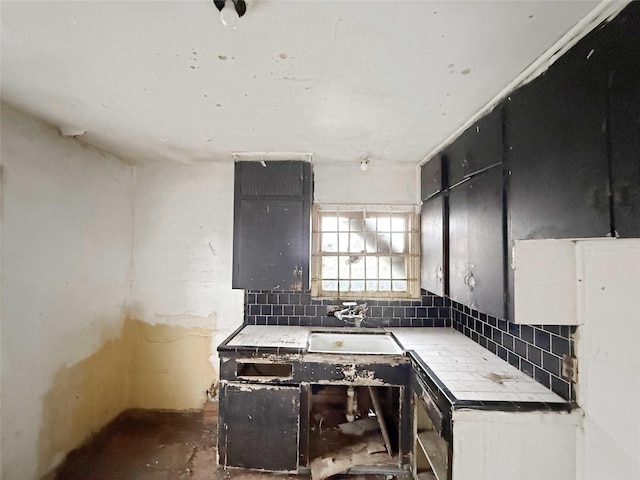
[{"x1": 334, "y1": 301, "x2": 367, "y2": 327}]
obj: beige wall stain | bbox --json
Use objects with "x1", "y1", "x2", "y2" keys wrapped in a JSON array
[
  {"x1": 37, "y1": 317, "x2": 217, "y2": 478},
  {"x1": 37, "y1": 331, "x2": 130, "y2": 477},
  {"x1": 126, "y1": 318, "x2": 217, "y2": 410}
]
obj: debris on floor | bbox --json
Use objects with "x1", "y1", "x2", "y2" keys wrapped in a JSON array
[{"x1": 309, "y1": 433, "x2": 394, "y2": 480}]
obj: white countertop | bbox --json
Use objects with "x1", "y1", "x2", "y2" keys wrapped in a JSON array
[
  {"x1": 388, "y1": 328, "x2": 565, "y2": 403},
  {"x1": 224, "y1": 325, "x2": 566, "y2": 404}
]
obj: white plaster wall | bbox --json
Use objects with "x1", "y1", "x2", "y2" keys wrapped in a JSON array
[
  {"x1": 575, "y1": 239, "x2": 640, "y2": 480},
  {"x1": 129, "y1": 161, "x2": 245, "y2": 390},
  {"x1": 0, "y1": 103, "x2": 134, "y2": 479},
  {"x1": 313, "y1": 161, "x2": 418, "y2": 205}
]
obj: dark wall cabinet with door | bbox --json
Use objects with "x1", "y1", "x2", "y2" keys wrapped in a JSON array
[
  {"x1": 233, "y1": 161, "x2": 312, "y2": 291},
  {"x1": 420, "y1": 156, "x2": 447, "y2": 297},
  {"x1": 420, "y1": 2, "x2": 640, "y2": 321},
  {"x1": 421, "y1": 106, "x2": 505, "y2": 319}
]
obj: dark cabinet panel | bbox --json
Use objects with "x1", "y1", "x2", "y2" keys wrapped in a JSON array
[
  {"x1": 420, "y1": 195, "x2": 446, "y2": 296},
  {"x1": 234, "y1": 198, "x2": 307, "y2": 290},
  {"x1": 448, "y1": 182, "x2": 469, "y2": 308},
  {"x1": 218, "y1": 383, "x2": 300, "y2": 471},
  {"x1": 238, "y1": 161, "x2": 308, "y2": 197},
  {"x1": 448, "y1": 168, "x2": 504, "y2": 318},
  {"x1": 504, "y1": 25, "x2": 611, "y2": 320},
  {"x1": 608, "y1": 3, "x2": 640, "y2": 237},
  {"x1": 505, "y1": 32, "x2": 610, "y2": 243},
  {"x1": 233, "y1": 161, "x2": 312, "y2": 290},
  {"x1": 421, "y1": 156, "x2": 445, "y2": 201},
  {"x1": 467, "y1": 168, "x2": 505, "y2": 319},
  {"x1": 446, "y1": 106, "x2": 503, "y2": 186}
]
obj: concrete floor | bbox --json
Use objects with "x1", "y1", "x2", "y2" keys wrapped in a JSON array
[{"x1": 46, "y1": 401, "x2": 398, "y2": 480}]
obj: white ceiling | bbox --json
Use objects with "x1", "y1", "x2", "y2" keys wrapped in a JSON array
[{"x1": 0, "y1": 0, "x2": 621, "y2": 166}]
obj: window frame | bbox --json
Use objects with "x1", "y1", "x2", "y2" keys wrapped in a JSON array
[{"x1": 311, "y1": 204, "x2": 421, "y2": 300}]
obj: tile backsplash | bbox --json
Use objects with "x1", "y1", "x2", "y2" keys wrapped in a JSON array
[
  {"x1": 449, "y1": 299, "x2": 575, "y2": 401},
  {"x1": 243, "y1": 289, "x2": 574, "y2": 401},
  {"x1": 244, "y1": 290, "x2": 451, "y2": 328}
]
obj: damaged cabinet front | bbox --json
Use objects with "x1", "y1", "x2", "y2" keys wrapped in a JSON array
[
  {"x1": 232, "y1": 161, "x2": 312, "y2": 291},
  {"x1": 217, "y1": 348, "x2": 412, "y2": 476},
  {"x1": 218, "y1": 382, "x2": 301, "y2": 472}
]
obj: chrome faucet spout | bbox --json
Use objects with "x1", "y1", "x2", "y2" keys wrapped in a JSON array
[{"x1": 333, "y1": 301, "x2": 367, "y2": 327}]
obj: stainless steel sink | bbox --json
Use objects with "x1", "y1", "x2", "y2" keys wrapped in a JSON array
[{"x1": 307, "y1": 332, "x2": 403, "y2": 355}]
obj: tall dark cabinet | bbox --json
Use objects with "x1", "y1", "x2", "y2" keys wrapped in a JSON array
[
  {"x1": 504, "y1": 28, "x2": 611, "y2": 243},
  {"x1": 421, "y1": 194, "x2": 446, "y2": 296},
  {"x1": 232, "y1": 161, "x2": 312, "y2": 291},
  {"x1": 607, "y1": 2, "x2": 640, "y2": 238},
  {"x1": 420, "y1": 156, "x2": 447, "y2": 296},
  {"x1": 420, "y1": 2, "x2": 639, "y2": 322},
  {"x1": 448, "y1": 168, "x2": 504, "y2": 319}
]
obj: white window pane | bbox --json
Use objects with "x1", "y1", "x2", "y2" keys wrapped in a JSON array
[
  {"x1": 322, "y1": 215, "x2": 338, "y2": 231},
  {"x1": 391, "y1": 216, "x2": 405, "y2": 232},
  {"x1": 339, "y1": 256, "x2": 351, "y2": 278},
  {"x1": 322, "y1": 232, "x2": 338, "y2": 252},
  {"x1": 339, "y1": 280, "x2": 350, "y2": 291},
  {"x1": 393, "y1": 280, "x2": 407, "y2": 291},
  {"x1": 350, "y1": 218, "x2": 364, "y2": 232},
  {"x1": 322, "y1": 280, "x2": 338, "y2": 291},
  {"x1": 379, "y1": 280, "x2": 391, "y2": 291},
  {"x1": 378, "y1": 216, "x2": 391, "y2": 231},
  {"x1": 366, "y1": 280, "x2": 378, "y2": 291},
  {"x1": 365, "y1": 256, "x2": 378, "y2": 278},
  {"x1": 351, "y1": 258, "x2": 365, "y2": 279},
  {"x1": 377, "y1": 233, "x2": 391, "y2": 253},
  {"x1": 365, "y1": 217, "x2": 377, "y2": 231},
  {"x1": 379, "y1": 256, "x2": 391, "y2": 277},
  {"x1": 352, "y1": 280, "x2": 365, "y2": 291},
  {"x1": 365, "y1": 233, "x2": 376, "y2": 253},
  {"x1": 392, "y1": 256, "x2": 406, "y2": 279},
  {"x1": 338, "y1": 216, "x2": 350, "y2": 231},
  {"x1": 391, "y1": 232, "x2": 405, "y2": 253},
  {"x1": 338, "y1": 233, "x2": 349, "y2": 252},
  {"x1": 321, "y1": 256, "x2": 338, "y2": 278},
  {"x1": 350, "y1": 233, "x2": 364, "y2": 253}
]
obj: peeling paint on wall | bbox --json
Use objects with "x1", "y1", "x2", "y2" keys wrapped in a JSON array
[
  {"x1": 36, "y1": 318, "x2": 217, "y2": 478},
  {"x1": 126, "y1": 318, "x2": 217, "y2": 410},
  {"x1": 37, "y1": 328, "x2": 130, "y2": 477}
]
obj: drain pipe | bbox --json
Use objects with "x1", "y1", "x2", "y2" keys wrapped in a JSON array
[{"x1": 346, "y1": 387, "x2": 357, "y2": 422}]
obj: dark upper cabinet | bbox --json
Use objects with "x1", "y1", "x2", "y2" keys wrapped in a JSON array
[
  {"x1": 608, "y1": 3, "x2": 640, "y2": 238},
  {"x1": 232, "y1": 161, "x2": 312, "y2": 290},
  {"x1": 445, "y1": 106, "x2": 503, "y2": 186},
  {"x1": 505, "y1": 29, "x2": 611, "y2": 243},
  {"x1": 420, "y1": 194, "x2": 447, "y2": 296},
  {"x1": 448, "y1": 181, "x2": 469, "y2": 308},
  {"x1": 420, "y1": 156, "x2": 445, "y2": 201},
  {"x1": 238, "y1": 161, "x2": 308, "y2": 197},
  {"x1": 448, "y1": 167, "x2": 505, "y2": 319}
]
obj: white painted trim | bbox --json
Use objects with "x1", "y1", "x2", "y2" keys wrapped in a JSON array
[{"x1": 418, "y1": 0, "x2": 633, "y2": 167}]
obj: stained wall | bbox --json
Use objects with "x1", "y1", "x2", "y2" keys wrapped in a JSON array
[{"x1": 1, "y1": 104, "x2": 134, "y2": 479}]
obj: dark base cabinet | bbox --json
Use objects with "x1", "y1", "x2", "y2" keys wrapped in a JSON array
[
  {"x1": 218, "y1": 383, "x2": 301, "y2": 472},
  {"x1": 217, "y1": 350, "x2": 413, "y2": 475}
]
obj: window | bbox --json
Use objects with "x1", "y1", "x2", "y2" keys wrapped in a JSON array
[{"x1": 311, "y1": 205, "x2": 420, "y2": 299}]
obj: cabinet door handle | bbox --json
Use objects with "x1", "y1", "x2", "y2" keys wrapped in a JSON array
[{"x1": 436, "y1": 266, "x2": 443, "y2": 281}]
